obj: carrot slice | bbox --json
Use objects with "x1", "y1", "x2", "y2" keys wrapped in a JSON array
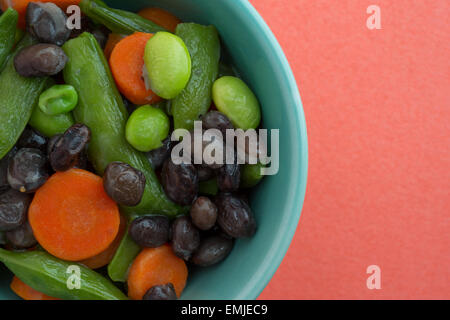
[
  {"x1": 138, "y1": 7, "x2": 181, "y2": 33},
  {"x1": 11, "y1": 276, "x2": 59, "y2": 300},
  {"x1": 78, "y1": 214, "x2": 126, "y2": 269},
  {"x1": 0, "y1": 0, "x2": 80, "y2": 28},
  {"x1": 103, "y1": 33, "x2": 126, "y2": 61},
  {"x1": 109, "y1": 32, "x2": 162, "y2": 105},
  {"x1": 29, "y1": 169, "x2": 120, "y2": 261},
  {"x1": 127, "y1": 244, "x2": 188, "y2": 300}
]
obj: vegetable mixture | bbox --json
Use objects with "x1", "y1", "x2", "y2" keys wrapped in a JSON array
[{"x1": 0, "y1": 0, "x2": 264, "y2": 300}]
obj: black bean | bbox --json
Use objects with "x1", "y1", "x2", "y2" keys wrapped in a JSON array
[
  {"x1": 103, "y1": 162, "x2": 146, "y2": 206},
  {"x1": 196, "y1": 165, "x2": 215, "y2": 182},
  {"x1": 161, "y1": 158, "x2": 198, "y2": 206},
  {"x1": 17, "y1": 127, "x2": 47, "y2": 152},
  {"x1": 0, "y1": 189, "x2": 32, "y2": 232},
  {"x1": 5, "y1": 221, "x2": 37, "y2": 249},
  {"x1": 0, "y1": 147, "x2": 17, "y2": 194},
  {"x1": 49, "y1": 124, "x2": 91, "y2": 172},
  {"x1": 143, "y1": 283, "x2": 177, "y2": 300},
  {"x1": 171, "y1": 216, "x2": 200, "y2": 261},
  {"x1": 14, "y1": 43, "x2": 68, "y2": 77},
  {"x1": 46, "y1": 134, "x2": 61, "y2": 156},
  {"x1": 129, "y1": 216, "x2": 170, "y2": 248},
  {"x1": 26, "y1": 2, "x2": 70, "y2": 46},
  {"x1": 215, "y1": 193, "x2": 256, "y2": 238},
  {"x1": 190, "y1": 196, "x2": 217, "y2": 231},
  {"x1": 7, "y1": 148, "x2": 49, "y2": 193},
  {"x1": 217, "y1": 159, "x2": 240, "y2": 192},
  {"x1": 146, "y1": 137, "x2": 172, "y2": 170},
  {"x1": 191, "y1": 235, "x2": 233, "y2": 267},
  {"x1": 202, "y1": 111, "x2": 234, "y2": 135}
]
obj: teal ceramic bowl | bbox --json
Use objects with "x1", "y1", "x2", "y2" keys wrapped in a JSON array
[{"x1": 0, "y1": 0, "x2": 308, "y2": 300}]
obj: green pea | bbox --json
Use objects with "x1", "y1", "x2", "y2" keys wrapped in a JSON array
[
  {"x1": 212, "y1": 76, "x2": 261, "y2": 130},
  {"x1": 29, "y1": 105, "x2": 75, "y2": 137},
  {"x1": 241, "y1": 163, "x2": 265, "y2": 188},
  {"x1": 38, "y1": 84, "x2": 78, "y2": 115},
  {"x1": 144, "y1": 31, "x2": 191, "y2": 99},
  {"x1": 126, "y1": 105, "x2": 170, "y2": 152}
]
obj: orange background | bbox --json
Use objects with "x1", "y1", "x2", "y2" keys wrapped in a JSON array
[{"x1": 253, "y1": 0, "x2": 450, "y2": 299}]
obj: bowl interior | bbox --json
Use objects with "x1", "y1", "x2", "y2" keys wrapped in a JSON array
[{"x1": 0, "y1": 0, "x2": 307, "y2": 300}]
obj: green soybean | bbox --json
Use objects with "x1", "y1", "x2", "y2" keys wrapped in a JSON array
[
  {"x1": 0, "y1": 248, "x2": 127, "y2": 300},
  {"x1": 144, "y1": 31, "x2": 191, "y2": 99},
  {"x1": 171, "y1": 23, "x2": 221, "y2": 130},
  {"x1": 79, "y1": 0, "x2": 166, "y2": 34},
  {"x1": 0, "y1": 8, "x2": 18, "y2": 71},
  {"x1": 126, "y1": 105, "x2": 170, "y2": 152},
  {"x1": 0, "y1": 34, "x2": 49, "y2": 159},
  {"x1": 39, "y1": 84, "x2": 78, "y2": 115},
  {"x1": 241, "y1": 163, "x2": 265, "y2": 188},
  {"x1": 212, "y1": 76, "x2": 261, "y2": 130},
  {"x1": 29, "y1": 104, "x2": 75, "y2": 137}
]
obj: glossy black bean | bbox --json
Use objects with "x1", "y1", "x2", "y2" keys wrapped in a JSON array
[
  {"x1": 5, "y1": 221, "x2": 37, "y2": 249},
  {"x1": 217, "y1": 161, "x2": 240, "y2": 192},
  {"x1": 26, "y1": 2, "x2": 70, "y2": 46},
  {"x1": 202, "y1": 111, "x2": 234, "y2": 135},
  {"x1": 7, "y1": 148, "x2": 49, "y2": 193},
  {"x1": 215, "y1": 193, "x2": 256, "y2": 238},
  {"x1": 161, "y1": 158, "x2": 198, "y2": 206},
  {"x1": 190, "y1": 196, "x2": 218, "y2": 231},
  {"x1": 14, "y1": 43, "x2": 68, "y2": 77},
  {"x1": 191, "y1": 235, "x2": 233, "y2": 267},
  {"x1": 49, "y1": 124, "x2": 91, "y2": 172},
  {"x1": 103, "y1": 162, "x2": 146, "y2": 206},
  {"x1": 17, "y1": 127, "x2": 47, "y2": 152},
  {"x1": 0, "y1": 189, "x2": 32, "y2": 232},
  {"x1": 146, "y1": 137, "x2": 172, "y2": 170},
  {"x1": 0, "y1": 147, "x2": 17, "y2": 194},
  {"x1": 46, "y1": 134, "x2": 61, "y2": 156},
  {"x1": 129, "y1": 215, "x2": 170, "y2": 248},
  {"x1": 171, "y1": 216, "x2": 200, "y2": 261},
  {"x1": 143, "y1": 283, "x2": 177, "y2": 300}
]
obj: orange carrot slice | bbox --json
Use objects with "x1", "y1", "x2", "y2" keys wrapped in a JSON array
[
  {"x1": 109, "y1": 32, "x2": 162, "y2": 105},
  {"x1": 11, "y1": 276, "x2": 59, "y2": 300},
  {"x1": 29, "y1": 169, "x2": 120, "y2": 261},
  {"x1": 78, "y1": 214, "x2": 126, "y2": 269},
  {"x1": 103, "y1": 33, "x2": 126, "y2": 61},
  {"x1": 138, "y1": 7, "x2": 181, "y2": 33},
  {"x1": 0, "y1": 0, "x2": 80, "y2": 28},
  {"x1": 127, "y1": 244, "x2": 188, "y2": 300}
]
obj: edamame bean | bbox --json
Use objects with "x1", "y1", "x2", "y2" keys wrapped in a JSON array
[
  {"x1": 39, "y1": 84, "x2": 78, "y2": 115},
  {"x1": 125, "y1": 105, "x2": 170, "y2": 152},
  {"x1": 241, "y1": 163, "x2": 265, "y2": 188},
  {"x1": 144, "y1": 32, "x2": 191, "y2": 99},
  {"x1": 29, "y1": 104, "x2": 75, "y2": 137},
  {"x1": 212, "y1": 76, "x2": 261, "y2": 130}
]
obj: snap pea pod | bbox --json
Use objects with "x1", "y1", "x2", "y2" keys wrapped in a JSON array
[
  {"x1": 171, "y1": 23, "x2": 221, "y2": 130},
  {"x1": 0, "y1": 34, "x2": 49, "y2": 159},
  {"x1": 0, "y1": 248, "x2": 127, "y2": 300},
  {"x1": 0, "y1": 8, "x2": 18, "y2": 71},
  {"x1": 79, "y1": 0, "x2": 167, "y2": 34},
  {"x1": 62, "y1": 32, "x2": 183, "y2": 216},
  {"x1": 107, "y1": 214, "x2": 140, "y2": 282}
]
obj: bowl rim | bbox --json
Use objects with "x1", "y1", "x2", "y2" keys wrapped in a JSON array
[{"x1": 233, "y1": 0, "x2": 309, "y2": 299}]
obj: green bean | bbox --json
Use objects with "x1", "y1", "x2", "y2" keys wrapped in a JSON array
[
  {"x1": 79, "y1": 0, "x2": 166, "y2": 34},
  {"x1": 171, "y1": 23, "x2": 221, "y2": 130},
  {"x1": 0, "y1": 8, "x2": 18, "y2": 71},
  {"x1": 0, "y1": 248, "x2": 127, "y2": 300},
  {"x1": 0, "y1": 34, "x2": 49, "y2": 159}
]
